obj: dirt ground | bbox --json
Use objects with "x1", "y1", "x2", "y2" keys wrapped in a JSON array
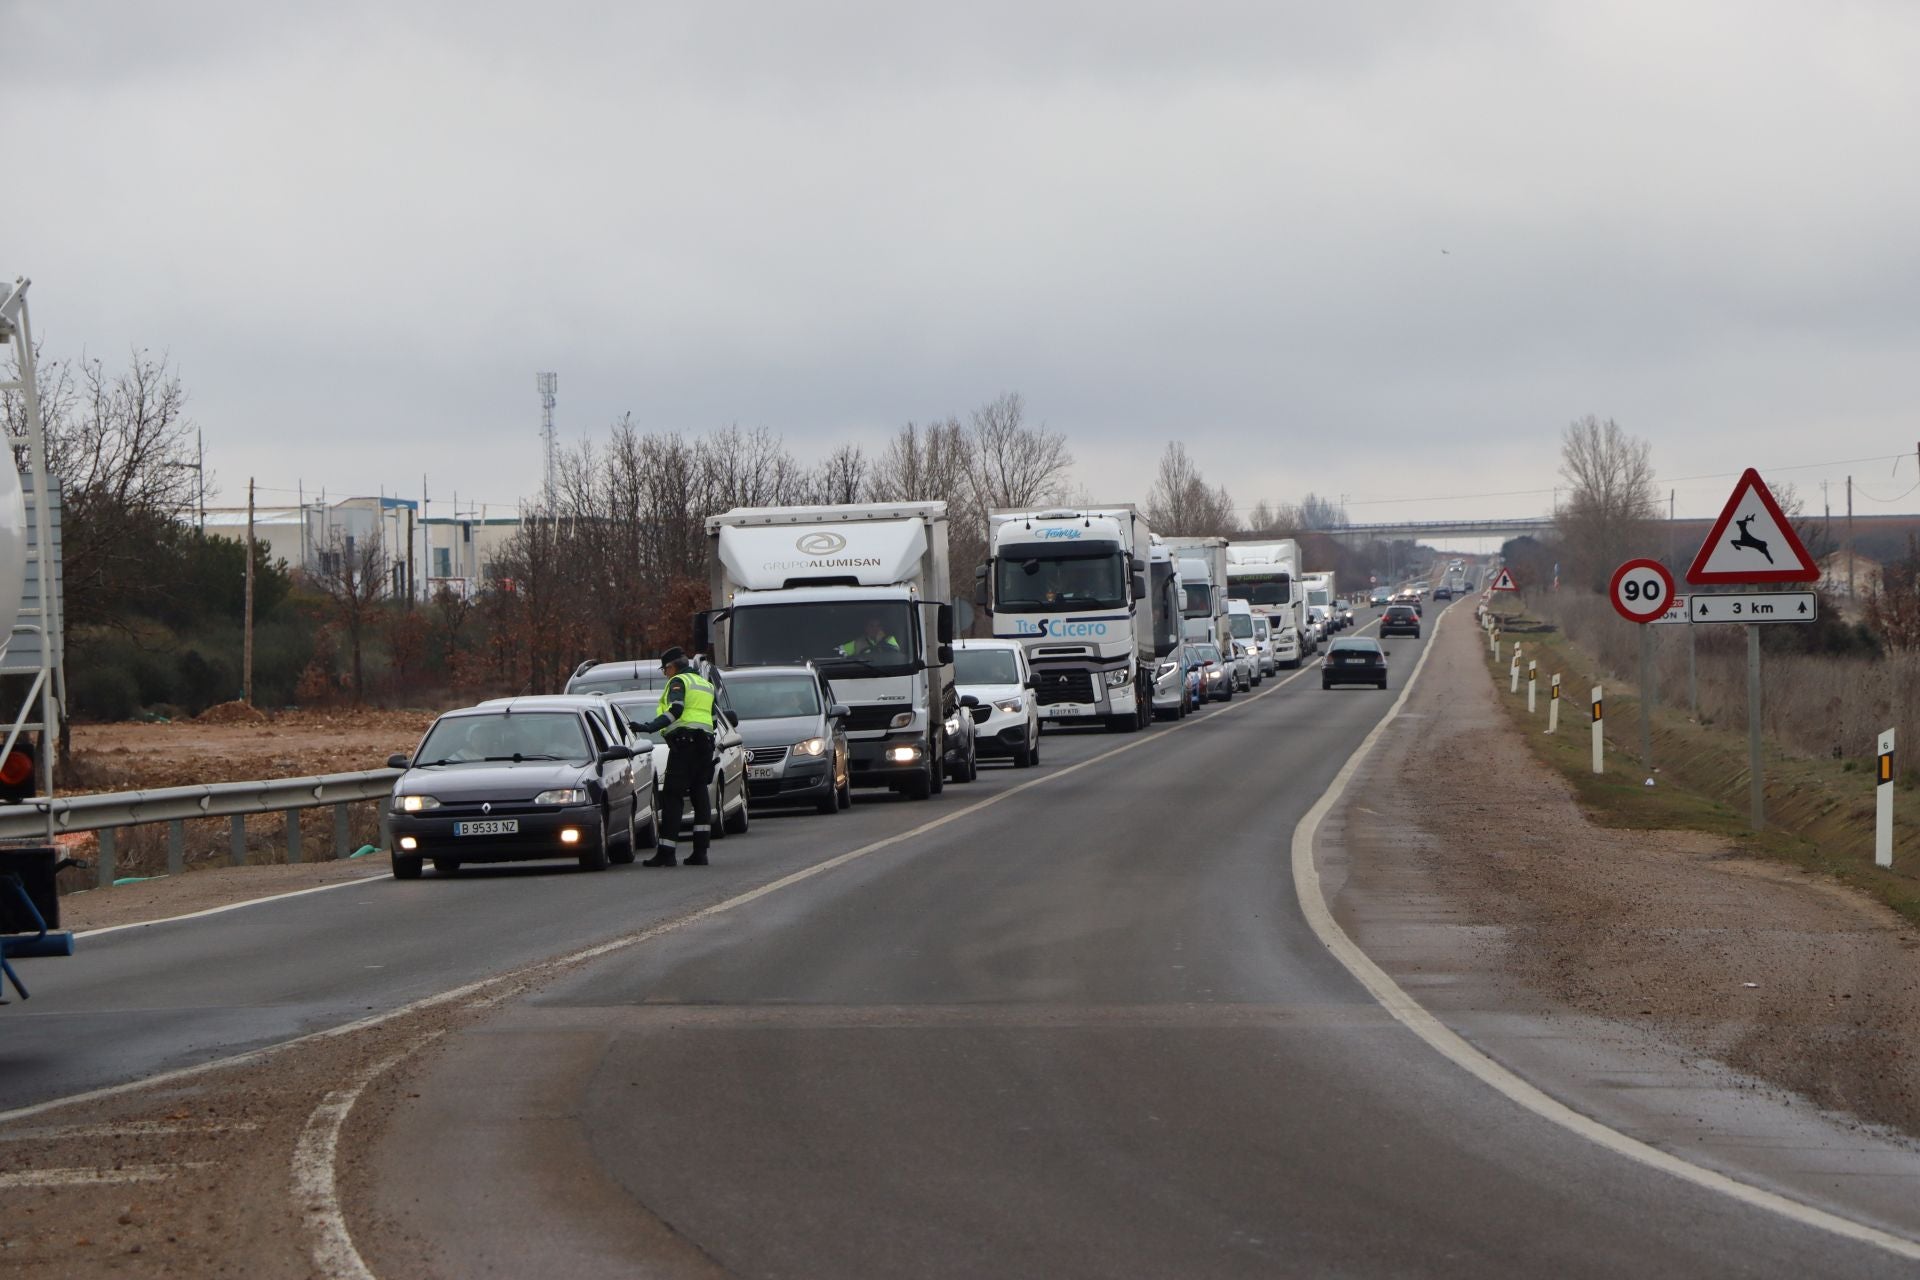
[
  {"x1": 68, "y1": 707, "x2": 435, "y2": 793},
  {"x1": 1339, "y1": 602, "x2": 1920, "y2": 1137}
]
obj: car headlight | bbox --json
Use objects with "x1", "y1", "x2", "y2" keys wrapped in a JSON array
[
  {"x1": 791, "y1": 736, "x2": 828, "y2": 757},
  {"x1": 1104, "y1": 667, "x2": 1130, "y2": 688},
  {"x1": 943, "y1": 715, "x2": 960, "y2": 735},
  {"x1": 396, "y1": 794, "x2": 440, "y2": 813},
  {"x1": 889, "y1": 711, "x2": 913, "y2": 728},
  {"x1": 532, "y1": 788, "x2": 587, "y2": 805},
  {"x1": 995, "y1": 697, "x2": 1025, "y2": 714},
  {"x1": 1207, "y1": 669, "x2": 1224, "y2": 680}
]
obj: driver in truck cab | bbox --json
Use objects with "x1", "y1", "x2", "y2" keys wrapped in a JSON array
[{"x1": 839, "y1": 616, "x2": 901, "y2": 659}]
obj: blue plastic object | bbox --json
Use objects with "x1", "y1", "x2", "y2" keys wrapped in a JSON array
[{"x1": 1, "y1": 874, "x2": 75, "y2": 1002}]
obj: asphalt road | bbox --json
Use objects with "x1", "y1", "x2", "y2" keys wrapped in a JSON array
[
  {"x1": 353, "y1": 605, "x2": 1915, "y2": 1279},
  {"x1": 0, "y1": 627, "x2": 1340, "y2": 1115}
]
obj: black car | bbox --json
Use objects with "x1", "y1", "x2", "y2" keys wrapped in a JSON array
[
  {"x1": 387, "y1": 704, "x2": 648, "y2": 878},
  {"x1": 1322, "y1": 637, "x2": 1390, "y2": 689},
  {"x1": 1380, "y1": 605, "x2": 1421, "y2": 638},
  {"x1": 722, "y1": 664, "x2": 854, "y2": 815},
  {"x1": 1433, "y1": 585, "x2": 1453, "y2": 601}
]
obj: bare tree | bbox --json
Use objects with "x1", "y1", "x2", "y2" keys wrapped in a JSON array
[
  {"x1": 1145, "y1": 443, "x2": 1238, "y2": 536},
  {"x1": 813, "y1": 443, "x2": 870, "y2": 504},
  {"x1": 2, "y1": 346, "x2": 202, "y2": 631},
  {"x1": 1556, "y1": 416, "x2": 1658, "y2": 590},
  {"x1": 965, "y1": 392, "x2": 1072, "y2": 511},
  {"x1": 1297, "y1": 492, "x2": 1348, "y2": 531},
  {"x1": 306, "y1": 528, "x2": 390, "y2": 701}
]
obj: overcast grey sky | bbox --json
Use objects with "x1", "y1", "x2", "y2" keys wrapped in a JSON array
[{"x1": 7, "y1": 0, "x2": 1919, "y2": 525}]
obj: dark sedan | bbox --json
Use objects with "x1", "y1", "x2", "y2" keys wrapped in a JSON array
[
  {"x1": 1322, "y1": 637, "x2": 1391, "y2": 689},
  {"x1": 1380, "y1": 605, "x2": 1422, "y2": 637},
  {"x1": 387, "y1": 705, "x2": 647, "y2": 878}
]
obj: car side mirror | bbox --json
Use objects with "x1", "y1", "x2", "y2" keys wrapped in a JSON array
[
  {"x1": 828, "y1": 704, "x2": 850, "y2": 721},
  {"x1": 960, "y1": 694, "x2": 980, "y2": 708},
  {"x1": 386, "y1": 753, "x2": 411, "y2": 770},
  {"x1": 1383, "y1": 650, "x2": 1392, "y2": 658},
  {"x1": 1025, "y1": 676, "x2": 1037, "y2": 690},
  {"x1": 599, "y1": 745, "x2": 634, "y2": 763}
]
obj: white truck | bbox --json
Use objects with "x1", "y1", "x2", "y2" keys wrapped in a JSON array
[
  {"x1": 981, "y1": 506, "x2": 1157, "y2": 733},
  {"x1": 702, "y1": 502, "x2": 958, "y2": 800},
  {"x1": 1301, "y1": 571, "x2": 1338, "y2": 635},
  {"x1": 1226, "y1": 541, "x2": 1308, "y2": 666},
  {"x1": 1165, "y1": 536, "x2": 1237, "y2": 683}
]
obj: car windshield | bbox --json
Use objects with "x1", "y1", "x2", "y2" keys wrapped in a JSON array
[
  {"x1": 727, "y1": 676, "x2": 823, "y2": 720},
  {"x1": 995, "y1": 551, "x2": 1126, "y2": 612},
  {"x1": 1228, "y1": 614, "x2": 1253, "y2": 638},
  {"x1": 415, "y1": 711, "x2": 591, "y2": 765},
  {"x1": 730, "y1": 600, "x2": 918, "y2": 670},
  {"x1": 1192, "y1": 644, "x2": 1221, "y2": 663},
  {"x1": 955, "y1": 649, "x2": 1021, "y2": 685}
]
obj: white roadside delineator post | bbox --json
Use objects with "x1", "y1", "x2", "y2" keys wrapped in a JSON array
[
  {"x1": 1527, "y1": 660, "x2": 1538, "y2": 713},
  {"x1": 1510, "y1": 644, "x2": 1522, "y2": 694},
  {"x1": 1547, "y1": 673, "x2": 1560, "y2": 733},
  {"x1": 1877, "y1": 728, "x2": 1896, "y2": 869},
  {"x1": 1591, "y1": 685, "x2": 1604, "y2": 774}
]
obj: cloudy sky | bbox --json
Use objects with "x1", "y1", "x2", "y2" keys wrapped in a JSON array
[{"x1": 7, "y1": 0, "x2": 1919, "y2": 529}]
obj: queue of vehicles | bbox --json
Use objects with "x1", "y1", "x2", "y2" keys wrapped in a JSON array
[{"x1": 382, "y1": 500, "x2": 1444, "y2": 878}]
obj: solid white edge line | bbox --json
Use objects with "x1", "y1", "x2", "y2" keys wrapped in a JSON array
[
  {"x1": 1, "y1": 632, "x2": 1347, "y2": 1133},
  {"x1": 75, "y1": 873, "x2": 389, "y2": 940},
  {"x1": 1290, "y1": 604, "x2": 1920, "y2": 1262},
  {"x1": 293, "y1": 1038, "x2": 436, "y2": 1280}
]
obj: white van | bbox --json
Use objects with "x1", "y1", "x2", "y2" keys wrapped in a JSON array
[{"x1": 1225, "y1": 598, "x2": 1264, "y2": 688}]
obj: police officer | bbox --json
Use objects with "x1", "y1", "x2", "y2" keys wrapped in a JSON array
[{"x1": 638, "y1": 647, "x2": 718, "y2": 867}]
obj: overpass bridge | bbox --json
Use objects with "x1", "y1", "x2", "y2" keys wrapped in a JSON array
[{"x1": 1323, "y1": 517, "x2": 1555, "y2": 546}]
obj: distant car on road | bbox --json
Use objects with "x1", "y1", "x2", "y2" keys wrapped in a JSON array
[
  {"x1": 1380, "y1": 605, "x2": 1422, "y2": 638},
  {"x1": 387, "y1": 701, "x2": 651, "y2": 878},
  {"x1": 1190, "y1": 641, "x2": 1233, "y2": 702},
  {"x1": 1433, "y1": 585, "x2": 1453, "y2": 601},
  {"x1": 942, "y1": 691, "x2": 981, "y2": 783},
  {"x1": 1322, "y1": 636, "x2": 1391, "y2": 690},
  {"x1": 1369, "y1": 589, "x2": 1390, "y2": 607}
]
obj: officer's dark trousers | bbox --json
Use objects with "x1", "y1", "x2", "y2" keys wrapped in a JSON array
[{"x1": 655, "y1": 730, "x2": 715, "y2": 864}]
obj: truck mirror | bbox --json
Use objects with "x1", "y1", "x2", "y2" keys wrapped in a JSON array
[
  {"x1": 692, "y1": 611, "x2": 712, "y2": 655},
  {"x1": 1131, "y1": 555, "x2": 1147, "y2": 574},
  {"x1": 937, "y1": 643, "x2": 954, "y2": 665},
  {"x1": 973, "y1": 563, "x2": 990, "y2": 610},
  {"x1": 1133, "y1": 572, "x2": 1149, "y2": 601},
  {"x1": 936, "y1": 602, "x2": 955, "y2": 645}
]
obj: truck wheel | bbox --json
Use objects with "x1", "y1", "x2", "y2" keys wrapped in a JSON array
[
  {"x1": 1105, "y1": 715, "x2": 1136, "y2": 733},
  {"x1": 903, "y1": 766, "x2": 932, "y2": 800},
  {"x1": 392, "y1": 855, "x2": 423, "y2": 880}
]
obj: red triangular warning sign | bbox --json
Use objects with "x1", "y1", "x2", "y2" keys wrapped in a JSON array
[
  {"x1": 1489, "y1": 567, "x2": 1519, "y2": 592},
  {"x1": 1685, "y1": 468, "x2": 1818, "y2": 584}
]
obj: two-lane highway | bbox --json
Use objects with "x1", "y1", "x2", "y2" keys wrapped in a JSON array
[{"x1": 347, "y1": 604, "x2": 1916, "y2": 1278}]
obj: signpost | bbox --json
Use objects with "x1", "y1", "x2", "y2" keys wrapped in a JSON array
[
  {"x1": 1686, "y1": 592, "x2": 1817, "y2": 624},
  {"x1": 1685, "y1": 468, "x2": 1820, "y2": 830},
  {"x1": 1610, "y1": 559, "x2": 1677, "y2": 775}
]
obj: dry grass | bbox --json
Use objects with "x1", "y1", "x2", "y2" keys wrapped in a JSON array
[{"x1": 1519, "y1": 591, "x2": 1913, "y2": 770}]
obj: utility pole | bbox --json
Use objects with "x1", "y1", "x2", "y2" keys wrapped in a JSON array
[
  {"x1": 1668, "y1": 489, "x2": 1675, "y2": 563},
  {"x1": 243, "y1": 477, "x2": 256, "y2": 706},
  {"x1": 196, "y1": 428, "x2": 206, "y2": 535},
  {"x1": 1847, "y1": 476, "x2": 1855, "y2": 600}
]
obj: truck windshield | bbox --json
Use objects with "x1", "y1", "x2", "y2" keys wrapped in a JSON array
[
  {"x1": 1181, "y1": 583, "x2": 1211, "y2": 617},
  {"x1": 1229, "y1": 614, "x2": 1253, "y2": 639},
  {"x1": 1231, "y1": 575, "x2": 1292, "y2": 607},
  {"x1": 1307, "y1": 589, "x2": 1330, "y2": 607},
  {"x1": 996, "y1": 552, "x2": 1125, "y2": 611},
  {"x1": 731, "y1": 601, "x2": 919, "y2": 670}
]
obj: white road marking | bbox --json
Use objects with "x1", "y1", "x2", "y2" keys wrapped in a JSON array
[
  {"x1": 292, "y1": 1040, "x2": 434, "y2": 1280},
  {"x1": 1291, "y1": 604, "x2": 1920, "y2": 1262},
  {"x1": 0, "y1": 1118, "x2": 261, "y2": 1142},
  {"x1": 75, "y1": 874, "x2": 391, "y2": 940},
  {"x1": 0, "y1": 1162, "x2": 210, "y2": 1188}
]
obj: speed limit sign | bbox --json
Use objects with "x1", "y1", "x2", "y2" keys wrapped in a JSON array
[{"x1": 1610, "y1": 558, "x2": 1677, "y2": 624}]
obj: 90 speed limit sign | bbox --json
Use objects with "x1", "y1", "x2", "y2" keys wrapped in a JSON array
[{"x1": 1609, "y1": 558, "x2": 1677, "y2": 624}]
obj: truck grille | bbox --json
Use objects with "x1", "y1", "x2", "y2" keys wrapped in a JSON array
[
  {"x1": 844, "y1": 705, "x2": 910, "y2": 733},
  {"x1": 1034, "y1": 670, "x2": 1095, "y2": 705}
]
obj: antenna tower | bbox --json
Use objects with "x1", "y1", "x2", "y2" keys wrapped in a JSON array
[{"x1": 536, "y1": 371, "x2": 558, "y2": 507}]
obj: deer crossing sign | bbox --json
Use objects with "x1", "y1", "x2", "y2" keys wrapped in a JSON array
[{"x1": 1686, "y1": 468, "x2": 1818, "y2": 585}]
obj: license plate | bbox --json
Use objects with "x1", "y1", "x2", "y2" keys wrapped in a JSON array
[
  {"x1": 1042, "y1": 705, "x2": 1080, "y2": 718},
  {"x1": 747, "y1": 766, "x2": 780, "y2": 780},
  {"x1": 455, "y1": 819, "x2": 518, "y2": 836}
]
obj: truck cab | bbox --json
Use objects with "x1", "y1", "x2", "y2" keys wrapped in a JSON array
[
  {"x1": 983, "y1": 507, "x2": 1156, "y2": 733},
  {"x1": 704, "y1": 503, "x2": 956, "y2": 801}
]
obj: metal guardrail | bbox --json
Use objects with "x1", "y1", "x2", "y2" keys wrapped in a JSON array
[{"x1": 0, "y1": 769, "x2": 401, "y2": 887}]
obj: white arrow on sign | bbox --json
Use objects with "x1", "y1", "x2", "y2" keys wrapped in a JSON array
[{"x1": 1687, "y1": 592, "x2": 1818, "y2": 624}]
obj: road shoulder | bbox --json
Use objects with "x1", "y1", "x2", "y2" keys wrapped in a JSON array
[{"x1": 1321, "y1": 600, "x2": 1920, "y2": 1239}]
